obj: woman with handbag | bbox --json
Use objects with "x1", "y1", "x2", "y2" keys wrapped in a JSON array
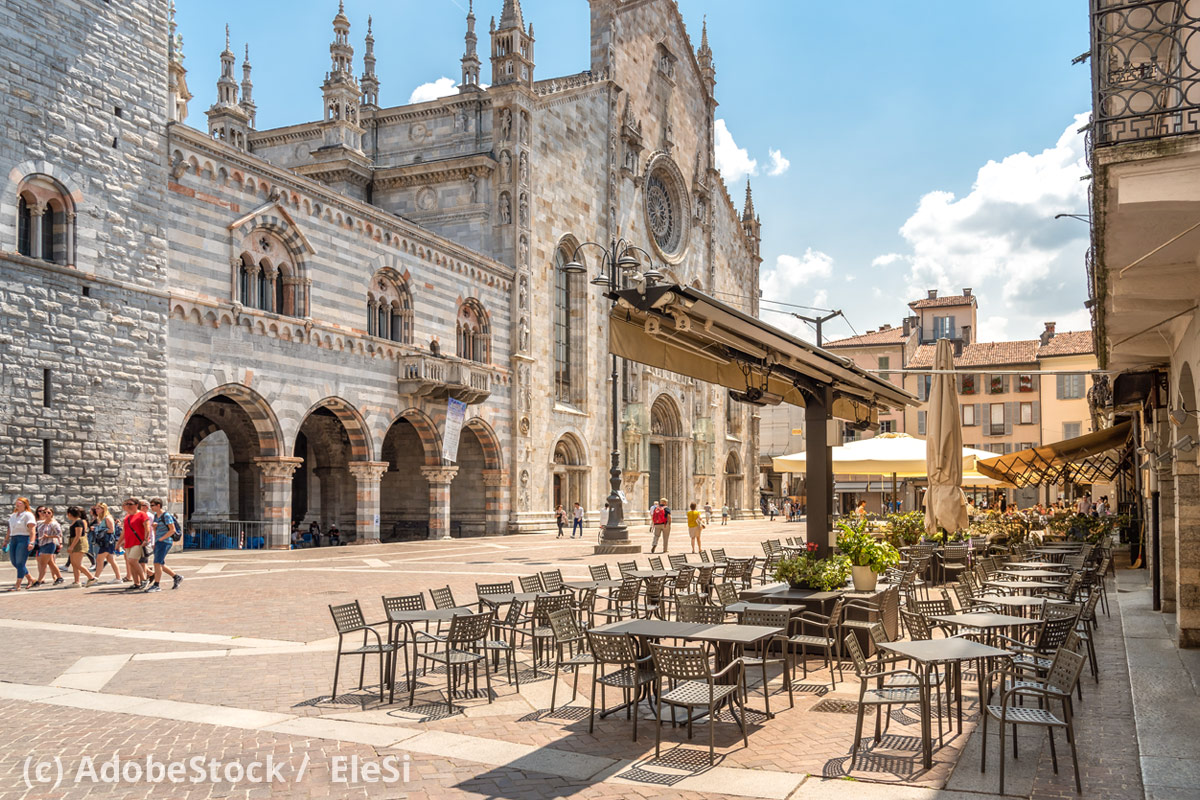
[
  {"x1": 4, "y1": 497, "x2": 36, "y2": 591},
  {"x1": 65, "y1": 506, "x2": 96, "y2": 587},
  {"x1": 90, "y1": 503, "x2": 123, "y2": 583},
  {"x1": 32, "y1": 506, "x2": 64, "y2": 587}
]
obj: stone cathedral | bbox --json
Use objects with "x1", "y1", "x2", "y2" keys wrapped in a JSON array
[{"x1": 0, "y1": 0, "x2": 763, "y2": 547}]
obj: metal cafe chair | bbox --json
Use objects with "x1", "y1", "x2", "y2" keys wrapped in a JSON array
[
  {"x1": 540, "y1": 569, "x2": 568, "y2": 593},
  {"x1": 410, "y1": 610, "x2": 495, "y2": 715},
  {"x1": 785, "y1": 597, "x2": 846, "y2": 691},
  {"x1": 739, "y1": 608, "x2": 794, "y2": 716},
  {"x1": 594, "y1": 577, "x2": 641, "y2": 623},
  {"x1": 519, "y1": 574, "x2": 545, "y2": 593},
  {"x1": 483, "y1": 600, "x2": 524, "y2": 690},
  {"x1": 843, "y1": 632, "x2": 927, "y2": 772},
  {"x1": 589, "y1": 563, "x2": 613, "y2": 581},
  {"x1": 649, "y1": 642, "x2": 748, "y2": 765},
  {"x1": 982, "y1": 648, "x2": 1087, "y2": 795},
  {"x1": 587, "y1": 630, "x2": 656, "y2": 741},
  {"x1": 546, "y1": 607, "x2": 595, "y2": 712},
  {"x1": 328, "y1": 601, "x2": 402, "y2": 704}
]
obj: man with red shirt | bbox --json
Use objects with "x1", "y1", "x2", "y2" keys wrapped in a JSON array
[{"x1": 120, "y1": 497, "x2": 153, "y2": 590}]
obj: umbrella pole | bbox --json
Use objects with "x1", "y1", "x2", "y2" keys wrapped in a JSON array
[{"x1": 891, "y1": 472, "x2": 898, "y2": 514}]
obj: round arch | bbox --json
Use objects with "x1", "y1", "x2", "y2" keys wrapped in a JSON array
[
  {"x1": 464, "y1": 416, "x2": 504, "y2": 470},
  {"x1": 179, "y1": 383, "x2": 283, "y2": 458},
  {"x1": 651, "y1": 393, "x2": 684, "y2": 438},
  {"x1": 551, "y1": 432, "x2": 590, "y2": 513},
  {"x1": 298, "y1": 397, "x2": 372, "y2": 462},
  {"x1": 378, "y1": 408, "x2": 444, "y2": 541},
  {"x1": 724, "y1": 449, "x2": 745, "y2": 512}
]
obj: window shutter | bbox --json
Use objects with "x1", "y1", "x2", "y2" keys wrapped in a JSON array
[
  {"x1": 1056, "y1": 374, "x2": 1065, "y2": 400},
  {"x1": 1032, "y1": 401, "x2": 1040, "y2": 425},
  {"x1": 1005, "y1": 401, "x2": 1015, "y2": 436},
  {"x1": 917, "y1": 410, "x2": 926, "y2": 436},
  {"x1": 983, "y1": 404, "x2": 992, "y2": 436}
]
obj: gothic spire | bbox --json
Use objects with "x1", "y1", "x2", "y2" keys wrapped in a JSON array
[
  {"x1": 460, "y1": 0, "x2": 482, "y2": 91},
  {"x1": 361, "y1": 15, "x2": 380, "y2": 105},
  {"x1": 743, "y1": 180, "x2": 755, "y2": 221},
  {"x1": 499, "y1": 0, "x2": 524, "y2": 31},
  {"x1": 329, "y1": 1, "x2": 353, "y2": 77},
  {"x1": 215, "y1": 24, "x2": 238, "y2": 107},
  {"x1": 697, "y1": 15, "x2": 716, "y2": 95},
  {"x1": 240, "y1": 44, "x2": 256, "y2": 127}
]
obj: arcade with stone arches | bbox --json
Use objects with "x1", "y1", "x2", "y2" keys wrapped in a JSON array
[
  {"x1": 648, "y1": 393, "x2": 687, "y2": 512},
  {"x1": 175, "y1": 384, "x2": 506, "y2": 548}
]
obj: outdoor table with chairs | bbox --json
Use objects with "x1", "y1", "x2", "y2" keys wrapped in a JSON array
[
  {"x1": 928, "y1": 611, "x2": 1043, "y2": 647},
  {"x1": 1003, "y1": 561, "x2": 1070, "y2": 571},
  {"x1": 983, "y1": 579, "x2": 1066, "y2": 595},
  {"x1": 994, "y1": 568, "x2": 1068, "y2": 580}
]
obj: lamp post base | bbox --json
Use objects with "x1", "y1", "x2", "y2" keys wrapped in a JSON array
[{"x1": 595, "y1": 524, "x2": 641, "y2": 554}]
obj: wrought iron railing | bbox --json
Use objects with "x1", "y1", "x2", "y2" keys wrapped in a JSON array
[
  {"x1": 1091, "y1": 0, "x2": 1200, "y2": 146},
  {"x1": 183, "y1": 520, "x2": 271, "y2": 550}
]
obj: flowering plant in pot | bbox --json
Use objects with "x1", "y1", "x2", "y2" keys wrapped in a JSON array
[
  {"x1": 884, "y1": 511, "x2": 925, "y2": 548},
  {"x1": 773, "y1": 542, "x2": 852, "y2": 591},
  {"x1": 836, "y1": 518, "x2": 901, "y2": 592}
]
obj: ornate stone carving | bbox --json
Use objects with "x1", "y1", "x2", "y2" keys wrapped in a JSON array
[
  {"x1": 347, "y1": 460, "x2": 389, "y2": 483},
  {"x1": 519, "y1": 151, "x2": 528, "y2": 184},
  {"x1": 499, "y1": 107, "x2": 512, "y2": 140},
  {"x1": 420, "y1": 465, "x2": 459, "y2": 484},
  {"x1": 167, "y1": 453, "x2": 195, "y2": 479},
  {"x1": 500, "y1": 150, "x2": 511, "y2": 183},
  {"x1": 416, "y1": 186, "x2": 437, "y2": 210},
  {"x1": 252, "y1": 456, "x2": 304, "y2": 480}
]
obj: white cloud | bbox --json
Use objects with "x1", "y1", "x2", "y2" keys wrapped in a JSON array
[
  {"x1": 763, "y1": 250, "x2": 834, "y2": 296},
  {"x1": 408, "y1": 77, "x2": 458, "y2": 104},
  {"x1": 714, "y1": 119, "x2": 757, "y2": 183},
  {"x1": 897, "y1": 113, "x2": 1091, "y2": 311},
  {"x1": 871, "y1": 253, "x2": 907, "y2": 268},
  {"x1": 768, "y1": 148, "x2": 790, "y2": 177},
  {"x1": 978, "y1": 315, "x2": 1010, "y2": 341}
]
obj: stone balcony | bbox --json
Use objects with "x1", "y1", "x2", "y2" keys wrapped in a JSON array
[{"x1": 398, "y1": 355, "x2": 492, "y2": 404}]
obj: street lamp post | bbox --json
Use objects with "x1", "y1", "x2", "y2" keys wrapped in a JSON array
[{"x1": 561, "y1": 237, "x2": 663, "y2": 554}]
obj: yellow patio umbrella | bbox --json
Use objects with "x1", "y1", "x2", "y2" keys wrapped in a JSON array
[
  {"x1": 771, "y1": 433, "x2": 999, "y2": 477},
  {"x1": 925, "y1": 338, "x2": 970, "y2": 535}
]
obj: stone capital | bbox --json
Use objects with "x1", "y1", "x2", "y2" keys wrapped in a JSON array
[
  {"x1": 481, "y1": 468, "x2": 508, "y2": 487},
  {"x1": 252, "y1": 455, "x2": 304, "y2": 480},
  {"x1": 420, "y1": 465, "x2": 459, "y2": 485},
  {"x1": 168, "y1": 453, "x2": 195, "y2": 479},
  {"x1": 28, "y1": 206, "x2": 44, "y2": 218},
  {"x1": 347, "y1": 460, "x2": 389, "y2": 483}
]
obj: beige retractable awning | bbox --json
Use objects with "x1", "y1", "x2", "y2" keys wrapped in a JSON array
[
  {"x1": 608, "y1": 284, "x2": 916, "y2": 422},
  {"x1": 975, "y1": 421, "x2": 1133, "y2": 487}
]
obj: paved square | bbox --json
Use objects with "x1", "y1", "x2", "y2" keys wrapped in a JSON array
[{"x1": 0, "y1": 520, "x2": 1141, "y2": 799}]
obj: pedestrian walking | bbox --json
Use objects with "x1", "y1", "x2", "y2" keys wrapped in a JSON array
[
  {"x1": 769, "y1": 502, "x2": 777, "y2": 522},
  {"x1": 90, "y1": 503, "x2": 123, "y2": 583},
  {"x1": 686, "y1": 502, "x2": 705, "y2": 554},
  {"x1": 65, "y1": 506, "x2": 96, "y2": 587},
  {"x1": 649, "y1": 498, "x2": 671, "y2": 553},
  {"x1": 5, "y1": 497, "x2": 36, "y2": 591},
  {"x1": 721, "y1": 504, "x2": 729, "y2": 525},
  {"x1": 32, "y1": 506, "x2": 64, "y2": 586},
  {"x1": 145, "y1": 499, "x2": 182, "y2": 592},
  {"x1": 571, "y1": 502, "x2": 584, "y2": 538},
  {"x1": 120, "y1": 497, "x2": 152, "y2": 590},
  {"x1": 554, "y1": 504, "x2": 567, "y2": 538},
  {"x1": 703, "y1": 501, "x2": 713, "y2": 526}
]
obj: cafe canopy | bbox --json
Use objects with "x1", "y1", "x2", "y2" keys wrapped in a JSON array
[{"x1": 975, "y1": 421, "x2": 1133, "y2": 488}]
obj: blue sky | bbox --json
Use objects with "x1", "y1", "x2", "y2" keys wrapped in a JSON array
[{"x1": 176, "y1": 0, "x2": 1093, "y2": 344}]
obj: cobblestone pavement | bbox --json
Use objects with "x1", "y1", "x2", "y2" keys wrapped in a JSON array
[{"x1": 0, "y1": 520, "x2": 1147, "y2": 799}]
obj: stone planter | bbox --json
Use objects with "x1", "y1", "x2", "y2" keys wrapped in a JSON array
[{"x1": 851, "y1": 565, "x2": 878, "y2": 592}]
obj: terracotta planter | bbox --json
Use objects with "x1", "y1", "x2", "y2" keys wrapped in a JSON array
[{"x1": 851, "y1": 565, "x2": 878, "y2": 592}]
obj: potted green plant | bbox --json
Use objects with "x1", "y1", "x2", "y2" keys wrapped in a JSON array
[
  {"x1": 885, "y1": 511, "x2": 925, "y2": 548},
  {"x1": 836, "y1": 518, "x2": 901, "y2": 592},
  {"x1": 773, "y1": 542, "x2": 853, "y2": 591}
]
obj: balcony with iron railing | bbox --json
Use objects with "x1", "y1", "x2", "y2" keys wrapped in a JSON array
[
  {"x1": 398, "y1": 355, "x2": 493, "y2": 404},
  {"x1": 1091, "y1": 0, "x2": 1200, "y2": 146}
]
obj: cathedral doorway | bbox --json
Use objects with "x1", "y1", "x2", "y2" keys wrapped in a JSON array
[
  {"x1": 650, "y1": 395, "x2": 685, "y2": 510},
  {"x1": 724, "y1": 451, "x2": 744, "y2": 512},
  {"x1": 551, "y1": 434, "x2": 588, "y2": 514},
  {"x1": 292, "y1": 399, "x2": 371, "y2": 540},
  {"x1": 380, "y1": 410, "x2": 441, "y2": 541}
]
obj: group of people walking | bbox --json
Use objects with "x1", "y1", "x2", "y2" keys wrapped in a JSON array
[
  {"x1": 5, "y1": 496, "x2": 184, "y2": 593},
  {"x1": 553, "y1": 498, "x2": 732, "y2": 550}
]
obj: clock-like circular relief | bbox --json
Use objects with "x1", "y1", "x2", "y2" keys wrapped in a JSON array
[{"x1": 643, "y1": 154, "x2": 689, "y2": 263}]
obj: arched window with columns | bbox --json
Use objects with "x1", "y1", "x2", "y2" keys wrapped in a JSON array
[
  {"x1": 367, "y1": 271, "x2": 413, "y2": 343},
  {"x1": 15, "y1": 174, "x2": 75, "y2": 265},
  {"x1": 233, "y1": 229, "x2": 300, "y2": 317},
  {"x1": 552, "y1": 237, "x2": 588, "y2": 408},
  {"x1": 456, "y1": 299, "x2": 490, "y2": 363}
]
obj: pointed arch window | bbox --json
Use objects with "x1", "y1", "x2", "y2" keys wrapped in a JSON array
[
  {"x1": 552, "y1": 240, "x2": 587, "y2": 407},
  {"x1": 233, "y1": 228, "x2": 301, "y2": 317},
  {"x1": 367, "y1": 271, "x2": 412, "y2": 344},
  {"x1": 456, "y1": 300, "x2": 490, "y2": 363}
]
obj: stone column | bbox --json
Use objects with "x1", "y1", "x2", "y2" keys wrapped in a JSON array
[
  {"x1": 167, "y1": 454, "x2": 194, "y2": 519},
  {"x1": 421, "y1": 466, "x2": 458, "y2": 540},
  {"x1": 253, "y1": 456, "x2": 303, "y2": 549},
  {"x1": 347, "y1": 461, "x2": 388, "y2": 544},
  {"x1": 64, "y1": 212, "x2": 76, "y2": 266},
  {"x1": 247, "y1": 262, "x2": 261, "y2": 308},
  {"x1": 481, "y1": 468, "x2": 508, "y2": 536},
  {"x1": 29, "y1": 206, "x2": 44, "y2": 259},
  {"x1": 1160, "y1": 459, "x2": 1178, "y2": 614},
  {"x1": 1174, "y1": 455, "x2": 1200, "y2": 646}
]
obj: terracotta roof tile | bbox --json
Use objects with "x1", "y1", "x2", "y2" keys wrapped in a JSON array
[
  {"x1": 907, "y1": 339, "x2": 1040, "y2": 368},
  {"x1": 1036, "y1": 331, "x2": 1095, "y2": 358},
  {"x1": 909, "y1": 294, "x2": 976, "y2": 309},
  {"x1": 824, "y1": 326, "x2": 907, "y2": 348}
]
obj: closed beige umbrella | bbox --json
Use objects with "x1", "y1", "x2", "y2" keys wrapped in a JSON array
[{"x1": 925, "y1": 338, "x2": 969, "y2": 536}]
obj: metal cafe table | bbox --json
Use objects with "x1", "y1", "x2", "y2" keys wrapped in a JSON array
[
  {"x1": 982, "y1": 579, "x2": 1063, "y2": 596},
  {"x1": 562, "y1": 578, "x2": 624, "y2": 592},
  {"x1": 385, "y1": 605, "x2": 476, "y2": 691},
  {"x1": 626, "y1": 569, "x2": 678, "y2": 580},
  {"x1": 994, "y1": 569, "x2": 1068, "y2": 580},
  {"x1": 928, "y1": 611, "x2": 1042, "y2": 648},
  {"x1": 976, "y1": 594, "x2": 1067, "y2": 618},
  {"x1": 1003, "y1": 561, "x2": 1069, "y2": 571},
  {"x1": 741, "y1": 583, "x2": 901, "y2": 646},
  {"x1": 880, "y1": 637, "x2": 1011, "y2": 768},
  {"x1": 591, "y1": 618, "x2": 785, "y2": 715}
]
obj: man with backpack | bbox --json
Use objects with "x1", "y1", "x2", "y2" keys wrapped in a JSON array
[
  {"x1": 145, "y1": 498, "x2": 183, "y2": 592},
  {"x1": 649, "y1": 497, "x2": 671, "y2": 553},
  {"x1": 120, "y1": 497, "x2": 152, "y2": 590}
]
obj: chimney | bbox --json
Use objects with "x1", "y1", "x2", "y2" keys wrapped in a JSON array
[
  {"x1": 962, "y1": 287, "x2": 972, "y2": 298},
  {"x1": 927, "y1": 289, "x2": 938, "y2": 300},
  {"x1": 954, "y1": 339, "x2": 964, "y2": 356},
  {"x1": 1040, "y1": 321, "x2": 1057, "y2": 346},
  {"x1": 961, "y1": 324, "x2": 971, "y2": 344}
]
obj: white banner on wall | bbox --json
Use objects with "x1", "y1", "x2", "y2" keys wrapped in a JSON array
[{"x1": 442, "y1": 398, "x2": 467, "y2": 462}]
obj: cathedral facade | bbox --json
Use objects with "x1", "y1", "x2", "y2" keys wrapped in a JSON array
[{"x1": 1, "y1": 0, "x2": 762, "y2": 547}]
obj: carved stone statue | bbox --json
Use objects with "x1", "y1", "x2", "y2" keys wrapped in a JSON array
[
  {"x1": 519, "y1": 194, "x2": 528, "y2": 228},
  {"x1": 500, "y1": 150, "x2": 511, "y2": 183},
  {"x1": 499, "y1": 194, "x2": 511, "y2": 224},
  {"x1": 499, "y1": 108, "x2": 512, "y2": 140},
  {"x1": 519, "y1": 151, "x2": 528, "y2": 184},
  {"x1": 518, "y1": 275, "x2": 528, "y2": 310},
  {"x1": 518, "y1": 317, "x2": 529, "y2": 352},
  {"x1": 468, "y1": 173, "x2": 478, "y2": 203}
]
